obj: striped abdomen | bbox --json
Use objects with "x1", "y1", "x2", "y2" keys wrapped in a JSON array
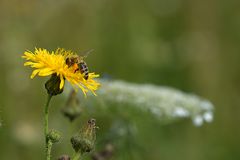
[{"x1": 79, "y1": 61, "x2": 89, "y2": 80}]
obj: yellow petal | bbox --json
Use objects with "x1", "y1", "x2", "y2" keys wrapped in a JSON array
[
  {"x1": 23, "y1": 51, "x2": 35, "y2": 60},
  {"x1": 32, "y1": 63, "x2": 45, "y2": 68},
  {"x1": 59, "y1": 75, "x2": 65, "y2": 89},
  {"x1": 24, "y1": 62, "x2": 35, "y2": 66},
  {"x1": 38, "y1": 68, "x2": 54, "y2": 76},
  {"x1": 89, "y1": 73, "x2": 100, "y2": 78},
  {"x1": 31, "y1": 69, "x2": 40, "y2": 79},
  {"x1": 76, "y1": 83, "x2": 88, "y2": 97}
]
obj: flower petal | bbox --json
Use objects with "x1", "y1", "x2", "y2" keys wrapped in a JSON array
[
  {"x1": 38, "y1": 68, "x2": 54, "y2": 76},
  {"x1": 31, "y1": 69, "x2": 40, "y2": 79},
  {"x1": 59, "y1": 74, "x2": 65, "y2": 89}
]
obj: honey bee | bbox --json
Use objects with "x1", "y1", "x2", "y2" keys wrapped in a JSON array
[{"x1": 65, "y1": 49, "x2": 93, "y2": 80}]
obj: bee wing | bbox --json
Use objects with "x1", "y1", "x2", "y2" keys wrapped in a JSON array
[{"x1": 79, "y1": 49, "x2": 94, "y2": 59}]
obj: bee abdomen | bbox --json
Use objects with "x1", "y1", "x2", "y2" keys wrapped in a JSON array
[{"x1": 79, "y1": 61, "x2": 89, "y2": 80}]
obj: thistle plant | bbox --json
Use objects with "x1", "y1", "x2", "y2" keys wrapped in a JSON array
[
  {"x1": 71, "y1": 119, "x2": 98, "y2": 160},
  {"x1": 22, "y1": 48, "x2": 100, "y2": 160},
  {"x1": 21, "y1": 47, "x2": 214, "y2": 160}
]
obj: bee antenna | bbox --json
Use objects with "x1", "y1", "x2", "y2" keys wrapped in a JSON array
[{"x1": 82, "y1": 49, "x2": 94, "y2": 59}]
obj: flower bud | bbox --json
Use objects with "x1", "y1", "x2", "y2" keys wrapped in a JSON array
[
  {"x1": 71, "y1": 119, "x2": 98, "y2": 153},
  {"x1": 47, "y1": 129, "x2": 61, "y2": 143},
  {"x1": 45, "y1": 74, "x2": 64, "y2": 96},
  {"x1": 62, "y1": 90, "x2": 82, "y2": 122}
]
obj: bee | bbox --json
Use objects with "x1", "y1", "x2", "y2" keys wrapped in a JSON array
[{"x1": 65, "y1": 49, "x2": 93, "y2": 80}]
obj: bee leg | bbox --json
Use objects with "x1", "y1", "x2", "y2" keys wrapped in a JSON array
[{"x1": 74, "y1": 68, "x2": 80, "y2": 73}]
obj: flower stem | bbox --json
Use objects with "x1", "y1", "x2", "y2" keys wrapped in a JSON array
[
  {"x1": 47, "y1": 141, "x2": 53, "y2": 160},
  {"x1": 72, "y1": 152, "x2": 82, "y2": 160},
  {"x1": 44, "y1": 94, "x2": 52, "y2": 160}
]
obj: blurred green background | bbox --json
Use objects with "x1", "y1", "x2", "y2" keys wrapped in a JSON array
[{"x1": 0, "y1": 0, "x2": 240, "y2": 160}]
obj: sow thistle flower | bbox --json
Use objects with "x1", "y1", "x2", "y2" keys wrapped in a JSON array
[{"x1": 22, "y1": 48, "x2": 100, "y2": 96}]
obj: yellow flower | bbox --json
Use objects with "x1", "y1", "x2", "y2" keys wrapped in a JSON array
[{"x1": 22, "y1": 48, "x2": 100, "y2": 96}]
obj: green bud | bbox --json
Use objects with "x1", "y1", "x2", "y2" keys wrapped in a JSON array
[
  {"x1": 71, "y1": 119, "x2": 98, "y2": 153},
  {"x1": 62, "y1": 106, "x2": 82, "y2": 122},
  {"x1": 47, "y1": 129, "x2": 61, "y2": 143},
  {"x1": 45, "y1": 74, "x2": 64, "y2": 96},
  {"x1": 71, "y1": 135, "x2": 94, "y2": 153},
  {"x1": 62, "y1": 90, "x2": 82, "y2": 122}
]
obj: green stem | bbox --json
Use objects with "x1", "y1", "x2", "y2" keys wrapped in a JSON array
[
  {"x1": 47, "y1": 141, "x2": 53, "y2": 160},
  {"x1": 44, "y1": 94, "x2": 52, "y2": 160},
  {"x1": 72, "y1": 152, "x2": 82, "y2": 160}
]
